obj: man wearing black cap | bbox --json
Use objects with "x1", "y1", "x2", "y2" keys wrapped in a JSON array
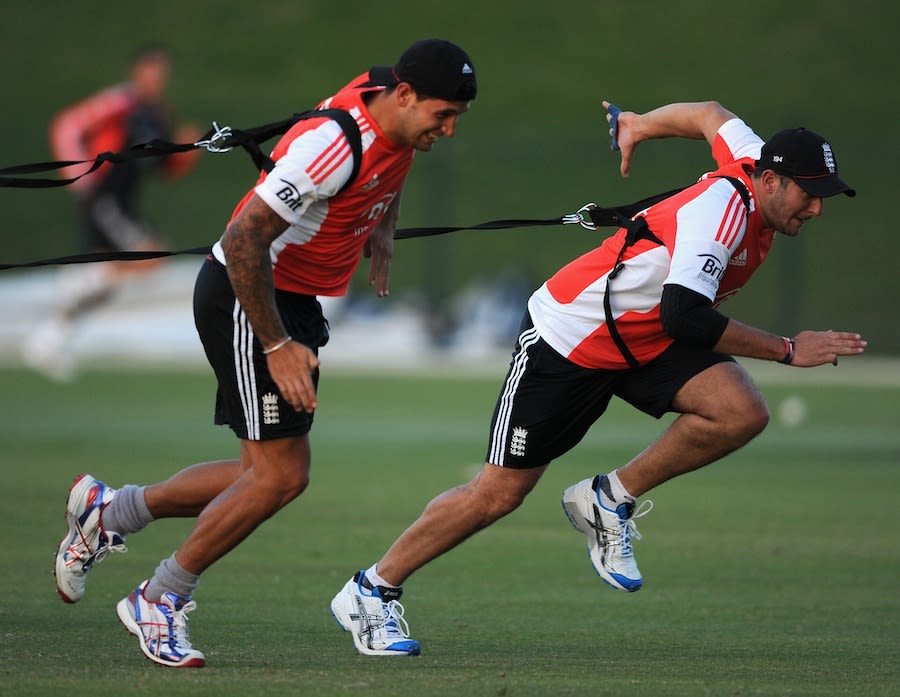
[
  {"x1": 330, "y1": 100, "x2": 866, "y2": 656},
  {"x1": 52, "y1": 39, "x2": 476, "y2": 667}
]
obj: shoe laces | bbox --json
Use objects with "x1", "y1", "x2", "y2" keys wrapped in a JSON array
[
  {"x1": 619, "y1": 500, "x2": 653, "y2": 557},
  {"x1": 380, "y1": 599, "x2": 412, "y2": 640},
  {"x1": 70, "y1": 531, "x2": 127, "y2": 571},
  {"x1": 159, "y1": 596, "x2": 198, "y2": 651}
]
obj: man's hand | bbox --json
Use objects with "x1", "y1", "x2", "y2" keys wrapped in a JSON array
[
  {"x1": 265, "y1": 341, "x2": 320, "y2": 412},
  {"x1": 790, "y1": 330, "x2": 867, "y2": 367},
  {"x1": 364, "y1": 195, "x2": 400, "y2": 297},
  {"x1": 602, "y1": 99, "x2": 737, "y2": 179},
  {"x1": 603, "y1": 100, "x2": 639, "y2": 178}
]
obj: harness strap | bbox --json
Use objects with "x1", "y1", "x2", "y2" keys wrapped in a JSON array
[
  {"x1": 601, "y1": 175, "x2": 752, "y2": 369},
  {"x1": 0, "y1": 108, "x2": 363, "y2": 193},
  {"x1": 241, "y1": 108, "x2": 363, "y2": 192}
]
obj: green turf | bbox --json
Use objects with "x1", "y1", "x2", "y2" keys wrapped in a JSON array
[{"x1": 0, "y1": 366, "x2": 898, "y2": 696}]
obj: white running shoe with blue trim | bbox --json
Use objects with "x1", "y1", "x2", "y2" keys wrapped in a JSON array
[
  {"x1": 116, "y1": 580, "x2": 206, "y2": 668},
  {"x1": 331, "y1": 570, "x2": 421, "y2": 656},
  {"x1": 562, "y1": 475, "x2": 653, "y2": 592},
  {"x1": 55, "y1": 473, "x2": 126, "y2": 603}
]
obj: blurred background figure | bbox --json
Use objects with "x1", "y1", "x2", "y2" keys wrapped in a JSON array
[{"x1": 22, "y1": 45, "x2": 201, "y2": 380}]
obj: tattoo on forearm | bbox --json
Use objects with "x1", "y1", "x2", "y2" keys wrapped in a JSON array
[{"x1": 222, "y1": 203, "x2": 288, "y2": 347}]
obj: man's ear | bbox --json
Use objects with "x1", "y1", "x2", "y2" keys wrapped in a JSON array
[
  {"x1": 394, "y1": 82, "x2": 415, "y2": 106},
  {"x1": 760, "y1": 169, "x2": 781, "y2": 194}
]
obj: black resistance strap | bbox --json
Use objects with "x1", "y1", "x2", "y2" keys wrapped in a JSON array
[
  {"x1": 0, "y1": 108, "x2": 362, "y2": 191},
  {"x1": 0, "y1": 113, "x2": 745, "y2": 270}
]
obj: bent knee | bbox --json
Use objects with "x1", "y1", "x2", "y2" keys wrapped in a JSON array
[
  {"x1": 252, "y1": 469, "x2": 310, "y2": 510},
  {"x1": 283, "y1": 470, "x2": 311, "y2": 499},
  {"x1": 726, "y1": 395, "x2": 770, "y2": 444},
  {"x1": 470, "y1": 478, "x2": 532, "y2": 520}
]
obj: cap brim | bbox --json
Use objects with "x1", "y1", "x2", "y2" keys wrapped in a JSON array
[
  {"x1": 795, "y1": 175, "x2": 856, "y2": 198},
  {"x1": 368, "y1": 65, "x2": 398, "y2": 86}
]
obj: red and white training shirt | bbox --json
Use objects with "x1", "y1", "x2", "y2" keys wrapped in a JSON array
[
  {"x1": 212, "y1": 73, "x2": 415, "y2": 296},
  {"x1": 49, "y1": 83, "x2": 137, "y2": 194},
  {"x1": 528, "y1": 118, "x2": 776, "y2": 369}
]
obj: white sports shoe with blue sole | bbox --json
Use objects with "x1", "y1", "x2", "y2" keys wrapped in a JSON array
[
  {"x1": 331, "y1": 570, "x2": 420, "y2": 656},
  {"x1": 562, "y1": 475, "x2": 653, "y2": 592}
]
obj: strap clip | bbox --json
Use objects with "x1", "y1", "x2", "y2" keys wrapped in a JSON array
[
  {"x1": 195, "y1": 122, "x2": 235, "y2": 153},
  {"x1": 562, "y1": 202, "x2": 599, "y2": 231}
]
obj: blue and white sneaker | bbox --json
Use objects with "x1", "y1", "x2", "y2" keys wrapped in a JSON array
[
  {"x1": 562, "y1": 475, "x2": 653, "y2": 592},
  {"x1": 55, "y1": 473, "x2": 126, "y2": 603},
  {"x1": 116, "y1": 580, "x2": 206, "y2": 668},
  {"x1": 331, "y1": 570, "x2": 421, "y2": 656}
]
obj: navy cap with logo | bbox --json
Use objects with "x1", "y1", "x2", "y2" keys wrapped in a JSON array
[
  {"x1": 369, "y1": 39, "x2": 477, "y2": 102},
  {"x1": 757, "y1": 127, "x2": 856, "y2": 198}
]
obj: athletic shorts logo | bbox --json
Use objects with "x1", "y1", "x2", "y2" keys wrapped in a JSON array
[
  {"x1": 509, "y1": 426, "x2": 528, "y2": 457},
  {"x1": 262, "y1": 392, "x2": 280, "y2": 425}
]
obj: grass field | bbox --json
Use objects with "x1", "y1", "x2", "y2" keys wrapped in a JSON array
[{"x1": 0, "y1": 365, "x2": 898, "y2": 696}]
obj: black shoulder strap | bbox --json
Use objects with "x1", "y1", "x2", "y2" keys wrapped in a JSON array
[
  {"x1": 314, "y1": 109, "x2": 363, "y2": 192},
  {"x1": 587, "y1": 174, "x2": 751, "y2": 230},
  {"x1": 252, "y1": 108, "x2": 363, "y2": 193},
  {"x1": 600, "y1": 173, "x2": 752, "y2": 370},
  {"x1": 585, "y1": 186, "x2": 687, "y2": 229},
  {"x1": 202, "y1": 108, "x2": 363, "y2": 193},
  {"x1": 711, "y1": 175, "x2": 751, "y2": 217}
]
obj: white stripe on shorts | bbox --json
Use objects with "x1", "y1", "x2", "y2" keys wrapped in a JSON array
[
  {"x1": 489, "y1": 325, "x2": 540, "y2": 466},
  {"x1": 232, "y1": 300, "x2": 260, "y2": 440}
]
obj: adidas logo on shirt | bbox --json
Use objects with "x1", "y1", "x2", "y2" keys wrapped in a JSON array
[
  {"x1": 728, "y1": 248, "x2": 748, "y2": 267},
  {"x1": 462, "y1": 63, "x2": 473, "y2": 74}
]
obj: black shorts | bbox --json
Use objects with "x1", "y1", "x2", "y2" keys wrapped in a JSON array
[
  {"x1": 485, "y1": 312, "x2": 735, "y2": 469},
  {"x1": 192, "y1": 257, "x2": 329, "y2": 440}
]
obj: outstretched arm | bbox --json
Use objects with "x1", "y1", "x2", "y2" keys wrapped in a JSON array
[
  {"x1": 661, "y1": 285, "x2": 867, "y2": 367},
  {"x1": 715, "y1": 319, "x2": 867, "y2": 367},
  {"x1": 604, "y1": 100, "x2": 737, "y2": 178}
]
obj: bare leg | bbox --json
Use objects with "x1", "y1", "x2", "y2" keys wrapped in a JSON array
[
  {"x1": 617, "y1": 361, "x2": 769, "y2": 497},
  {"x1": 171, "y1": 435, "x2": 311, "y2": 575},
  {"x1": 144, "y1": 459, "x2": 243, "y2": 518},
  {"x1": 375, "y1": 463, "x2": 547, "y2": 586}
]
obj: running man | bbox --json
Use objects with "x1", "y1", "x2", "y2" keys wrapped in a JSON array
[
  {"x1": 23, "y1": 45, "x2": 200, "y2": 381},
  {"x1": 329, "y1": 99, "x2": 866, "y2": 656},
  {"x1": 53, "y1": 39, "x2": 477, "y2": 667}
]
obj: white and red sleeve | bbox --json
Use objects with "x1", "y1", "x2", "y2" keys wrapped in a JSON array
[
  {"x1": 664, "y1": 179, "x2": 751, "y2": 301},
  {"x1": 712, "y1": 118, "x2": 764, "y2": 166},
  {"x1": 254, "y1": 120, "x2": 355, "y2": 226}
]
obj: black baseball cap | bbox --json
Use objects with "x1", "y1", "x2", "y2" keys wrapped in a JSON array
[
  {"x1": 369, "y1": 39, "x2": 477, "y2": 102},
  {"x1": 757, "y1": 127, "x2": 855, "y2": 198}
]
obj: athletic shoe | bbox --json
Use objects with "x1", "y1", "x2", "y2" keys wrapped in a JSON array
[
  {"x1": 55, "y1": 473, "x2": 126, "y2": 603},
  {"x1": 116, "y1": 580, "x2": 206, "y2": 668},
  {"x1": 561, "y1": 475, "x2": 653, "y2": 592},
  {"x1": 330, "y1": 570, "x2": 420, "y2": 656}
]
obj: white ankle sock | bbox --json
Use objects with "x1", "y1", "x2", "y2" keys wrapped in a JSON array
[
  {"x1": 365, "y1": 564, "x2": 400, "y2": 590},
  {"x1": 603, "y1": 470, "x2": 635, "y2": 507}
]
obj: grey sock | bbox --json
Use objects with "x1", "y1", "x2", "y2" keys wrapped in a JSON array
[
  {"x1": 144, "y1": 553, "x2": 200, "y2": 602},
  {"x1": 101, "y1": 484, "x2": 154, "y2": 535}
]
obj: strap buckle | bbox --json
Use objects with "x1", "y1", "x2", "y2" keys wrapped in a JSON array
[
  {"x1": 562, "y1": 202, "x2": 598, "y2": 231},
  {"x1": 195, "y1": 122, "x2": 235, "y2": 153}
]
